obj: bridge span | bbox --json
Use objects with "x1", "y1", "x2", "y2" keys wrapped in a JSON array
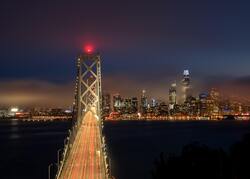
[
  {"x1": 53, "y1": 52, "x2": 111, "y2": 179},
  {"x1": 58, "y1": 111, "x2": 107, "y2": 179}
]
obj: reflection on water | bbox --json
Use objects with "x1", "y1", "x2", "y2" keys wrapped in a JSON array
[
  {"x1": 0, "y1": 120, "x2": 250, "y2": 179},
  {"x1": 0, "y1": 119, "x2": 71, "y2": 179},
  {"x1": 104, "y1": 120, "x2": 250, "y2": 179},
  {"x1": 10, "y1": 119, "x2": 20, "y2": 139}
]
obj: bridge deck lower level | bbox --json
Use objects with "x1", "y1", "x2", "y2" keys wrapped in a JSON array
[{"x1": 59, "y1": 111, "x2": 106, "y2": 179}]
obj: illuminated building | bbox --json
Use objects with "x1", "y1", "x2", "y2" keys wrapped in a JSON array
[
  {"x1": 220, "y1": 99, "x2": 231, "y2": 115},
  {"x1": 102, "y1": 93, "x2": 111, "y2": 117},
  {"x1": 210, "y1": 88, "x2": 219, "y2": 100},
  {"x1": 113, "y1": 94, "x2": 123, "y2": 112},
  {"x1": 0, "y1": 108, "x2": 8, "y2": 118},
  {"x1": 209, "y1": 88, "x2": 220, "y2": 115},
  {"x1": 205, "y1": 96, "x2": 214, "y2": 116},
  {"x1": 198, "y1": 92, "x2": 215, "y2": 117},
  {"x1": 241, "y1": 104, "x2": 250, "y2": 114},
  {"x1": 8, "y1": 107, "x2": 19, "y2": 117},
  {"x1": 131, "y1": 97, "x2": 138, "y2": 113},
  {"x1": 230, "y1": 102, "x2": 242, "y2": 115},
  {"x1": 184, "y1": 96, "x2": 199, "y2": 115},
  {"x1": 15, "y1": 111, "x2": 31, "y2": 118},
  {"x1": 199, "y1": 93, "x2": 208, "y2": 116},
  {"x1": 147, "y1": 98, "x2": 159, "y2": 114},
  {"x1": 124, "y1": 98, "x2": 132, "y2": 113},
  {"x1": 181, "y1": 70, "x2": 191, "y2": 103},
  {"x1": 50, "y1": 108, "x2": 64, "y2": 116},
  {"x1": 112, "y1": 94, "x2": 139, "y2": 114},
  {"x1": 169, "y1": 82, "x2": 177, "y2": 110},
  {"x1": 140, "y1": 90, "x2": 148, "y2": 114},
  {"x1": 151, "y1": 98, "x2": 157, "y2": 108},
  {"x1": 157, "y1": 102, "x2": 168, "y2": 116}
]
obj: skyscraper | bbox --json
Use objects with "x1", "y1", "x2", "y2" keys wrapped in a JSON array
[
  {"x1": 140, "y1": 90, "x2": 148, "y2": 114},
  {"x1": 102, "y1": 93, "x2": 111, "y2": 117},
  {"x1": 151, "y1": 98, "x2": 157, "y2": 108},
  {"x1": 113, "y1": 94, "x2": 123, "y2": 112},
  {"x1": 209, "y1": 88, "x2": 220, "y2": 115},
  {"x1": 131, "y1": 97, "x2": 138, "y2": 113},
  {"x1": 169, "y1": 82, "x2": 177, "y2": 110},
  {"x1": 124, "y1": 97, "x2": 139, "y2": 114},
  {"x1": 199, "y1": 92, "x2": 208, "y2": 116},
  {"x1": 181, "y1": 70, "x2": 191, "y2": 103}
]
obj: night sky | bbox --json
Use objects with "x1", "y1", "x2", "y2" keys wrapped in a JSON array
[{"x1": 1, "y1": 0, "x2": 250, "y2": 107}]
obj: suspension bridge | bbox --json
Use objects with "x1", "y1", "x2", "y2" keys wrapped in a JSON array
[{"x1": 50, "y1": 51, "x2": 111, "y2": 179}]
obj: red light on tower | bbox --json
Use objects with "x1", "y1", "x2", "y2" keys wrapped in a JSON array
[{"x1": 84, "y1": 45, "x2": 94, "y2": 54}]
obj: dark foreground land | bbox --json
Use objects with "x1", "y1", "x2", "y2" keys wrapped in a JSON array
[
  {"x1": 152, "y1": 133, "x2": 250, "y2": 179},
  {"x1": 104, "y1": 120, "x2": 250, "y2": 179}
]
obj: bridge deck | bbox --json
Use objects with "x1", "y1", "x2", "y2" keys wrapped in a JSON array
[{"x1": 59, "y1": 111, "x2": 106, "y2": 179}]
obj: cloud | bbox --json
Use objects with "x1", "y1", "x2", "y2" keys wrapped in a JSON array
[
  {"x1": 0, "y1": 80, "x2": 74, "y2": 107},
  {"x1": 1, "y1": 74, "x2": 250, "y2": 108},
  {"x1": 103, "y1": 74, "x2": 250, "y2": 104},
  {"x1": 202, "y1": 75, "x2": 250, "y2": 102},
  {"x1": 233, "y1": 76, "x2": 250, "y2": 86},
  {"x1": 103, "y1": 73, "x2": 202, "y2": 103}
]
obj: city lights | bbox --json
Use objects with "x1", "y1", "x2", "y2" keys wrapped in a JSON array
[
  {"x1": 10, "y1": 107, "x2": 19, "y2": 112},
  {"x1": 101, "y1": 70, "x2": 250, "y2": 121},
  {"x1": 2, "y1": 1, "x2": 250, "y2": 179}
]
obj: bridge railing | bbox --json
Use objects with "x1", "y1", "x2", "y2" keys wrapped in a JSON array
[
  {"x1": 54, "y1": 116, "x2": 80, "y2": 179},
  {"x1": 100, "y1": 120, "x2": 113, "y2": 179},
  {"x1": 53, "y1": 113, "x2": 113, "y2": 179}
]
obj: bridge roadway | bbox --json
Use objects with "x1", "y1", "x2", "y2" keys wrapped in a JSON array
[{"x1": 59, "y1": 111, "x2": 106, "y2": 179}]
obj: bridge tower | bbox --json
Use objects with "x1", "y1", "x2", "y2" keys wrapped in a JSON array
[
  {"x1": 76, "y1": 52, "x2": 102, "y2": 122},
  {"x1": 55, "y1": 51, "x2": 111, "y2": 179}
]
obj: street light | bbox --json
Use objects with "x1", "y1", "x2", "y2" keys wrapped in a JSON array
[
  {"x1": 64, "y1": 137, "x2": 69, "y2": 146},
  {"x1": 68, "y1": 129, "x2": 71, "y2": 136},
  {"x1": 57, "y1": 148, "x2": 63, "y2": 170},
  {"x1": 48, "y1": 163, "x2": 53, "y2": 179}
]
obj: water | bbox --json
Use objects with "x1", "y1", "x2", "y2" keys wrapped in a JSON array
[
  {"x1": 0, "y1": 119, "x2": 250, "y2": 179},
  {"x1": 104, "y1": 120, "x2": 250, "y2": 179},
  {"x1": 0, "y1": 119, "x2": 71, "y2": 179}
]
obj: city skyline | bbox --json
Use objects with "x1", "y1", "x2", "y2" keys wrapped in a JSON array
[
  {"x1": 2, "y1": 1, "x2": 250, "y2": 179},
  {"x1": 1, "y1": 0, "x2": 250, "y2": 107},
  {"x1": 0, "y1": 67, "x2": 250, "y2": 107}
]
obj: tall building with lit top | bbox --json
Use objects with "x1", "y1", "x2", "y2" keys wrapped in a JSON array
[
  {"x1": 169, "y1": 82, "x2": 177, "y2": 110},
  {"x1": 181, "y1": 70, "x2": 191, "y2": 103}
]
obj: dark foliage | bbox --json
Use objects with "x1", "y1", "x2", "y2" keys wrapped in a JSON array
[
  {"x1": 230, "y1": 133, "x2": 250, "y2": 179},
  {"x1": 152, "y1": 134, "x2": 250, "y2": 179}
]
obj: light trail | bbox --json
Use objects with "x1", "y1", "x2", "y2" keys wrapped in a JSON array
[{"x1": 59, "y1": 111, "x2": 106, "y2": 179}]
